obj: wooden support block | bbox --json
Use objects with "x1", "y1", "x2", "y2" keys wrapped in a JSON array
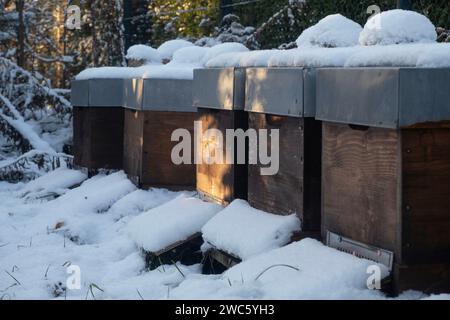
[
  {"x1": 248, "y1": 113, "x2": 322, "y2": 232},
  {"x1": 123, "y1": 109, "x2": 197, "y2": 190},
  {"x1": 322, "y1": 122, "x2": 450, "y2": 294},
  {"x1": 196, "y1": 108, "x2": 248, "y2": 205},
  {"x1": 144, "y1": 233, "x2": 203, "y2": 270},
  {"x1": 73, "y1": 107, "x2": 124, "y2": 171},
  {"x1": 202, "y1": 248, "x2": 241, "y2": 275}
]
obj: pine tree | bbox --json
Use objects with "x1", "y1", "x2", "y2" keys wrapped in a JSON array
[{"x1": 150, "y1": 0, "x2": 219, "y2": 46}]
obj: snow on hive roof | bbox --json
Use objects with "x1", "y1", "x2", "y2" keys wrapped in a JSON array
[
  {"x1": 126, "y1": 44, "x2": 162, "y2": 64},
  {"x1": 296, "y1": 14, "x2": 362, "y2": 48},
  {"x1": 75, "y1": 10, "x2": 449, "y2": 81},
  {"x1": 126, "y1": 194, "x2": 222, "y2": 253},
  {"x1": 205, "y1": 43, "x2": 450, "y2": 69},
  {"x1": 416, "y1": 43, "x2": 450, "y2": 68},
  {"x1": 75, "y1": 66, "x2": 148, "y2": 80},
  {"x1": 205, "y1": 12, "x2": 448, "y2": 69},
  {"x1": 75, "y1": 42, "x2": 250, "y2": 80},
  {"x1": 344, "y1": 43, "x2": 431, "y2": 67},
  {"x1": 201, "y1": 42, "x2": 249, "y2": 65},
  {"x1": 201, "y1": 199, "x2": 300, "y2": 260},
  {"x1": 205, "y1": 49, "x2": 279, "y2": 68},
  {"x1": 157, "y1": 39, "x2": 195, "y2": 61},
  {"x1": 359, "y1": 9, "x2": 437, "y2": 46},
  {"x1": 171, "y1": 46, "x2": 210, "y2": 64}
]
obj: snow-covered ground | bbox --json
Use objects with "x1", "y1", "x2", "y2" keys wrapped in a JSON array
[{"x1": 1, "y1": 169, "x2": 449, "y2": 300}]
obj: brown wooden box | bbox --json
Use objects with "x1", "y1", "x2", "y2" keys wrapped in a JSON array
[
  {"x1": 73, "y1": 106, "x2": 124, "y2": 172},
  {"x1": 122, "y1": 78, "x2": 197, "y2": 190},
  {"x1": 317, "y1": 68, "x2": 450, "y2": 294},
  {"x1": 194, "y1": 68, "x2": 248, "y2": 205},
  {"x1": 248, "y1": 113, "x2": 322, "y2": 232},
  {"x1": 322, "y1": 122, "x2": 450, "y2": 294},
  {"x1": 123, "y1": 109, "x2": 196, "y2": 190},
  {"x1": 245, "y1": 68, "x2": 321, "y2": 234},
  {"x1": 196, "y1": 108, "x2": 248, "y2": 205}
]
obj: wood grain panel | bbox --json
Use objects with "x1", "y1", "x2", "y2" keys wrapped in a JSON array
[
  {"x1": 322, "y1": 123, "x2": 401, "y2": 256},
  {"x1": 248, "y1": 113, "x2": 303, "y2": 217},
  {"x1": 402, "y1": 128, "x2": 450, "y2": 264},
  {"x1": 141, "y1": 111, "x2": 196, "y2": 189},
  {"x1": 247, "y1": 113, "x2": 321, "y2": 231},
  {"x1": 73, "y1": 107, "x2": 124, "y2": 170}
]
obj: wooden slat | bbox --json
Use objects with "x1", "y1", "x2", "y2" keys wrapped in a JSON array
[
  {"x1": 144, "y1": 233, "x2": 203, "y2": 270},
  {"x1": 202, "y1": 248, "x2": 241, "y2": 274}
]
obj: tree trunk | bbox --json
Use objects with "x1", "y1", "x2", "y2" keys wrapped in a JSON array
[
  {"x1": 220, "y1": 0, "x2": 233, "y2": 20},
  {"x1": 16, "y1": 0, "x2": 26, "y2": 67},
  {"x1": 90, "y1": 0, "x2": 99, "y2": 67}
]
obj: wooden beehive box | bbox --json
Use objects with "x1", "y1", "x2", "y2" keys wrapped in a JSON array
[
  {"x1": 193, "y1": 68, "x2": 248, "y2": 205},
  {"x1": 245, "y1": 68, "x2": 322, "y2": 236},
  {"x1": 71, "y1": 79, "x2": 125, "y2": 173},
  {"x1": 123, "y1": 78, "x2": 196, "y2": 190},
  {"x1": 317, "y1": 67, "x2": 450, "y2": 294}
]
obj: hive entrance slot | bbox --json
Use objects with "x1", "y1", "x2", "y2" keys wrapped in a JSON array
[{"x1": 326, "y1": 231, "x2": 394, "y2": 271}]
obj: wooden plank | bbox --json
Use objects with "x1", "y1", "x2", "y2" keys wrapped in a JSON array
[
  {"x1": 321, "y1": 123, "x2": 401, "y2": 258},
  {"x1": 401, "y1": 128, "x2": 450, "y2": 265},
  {"x1": 144, "y1": 233, "x2": 203, "y2": 270},
  {"x1": 196, "y1": 108, "x2": 248, "y2": 205},
  {"x1": 141, "y1": 111, "x2": 196, "y2": 190},
  {"x1": 202, "y1": 248, "x2": 241, "y2": 275}
]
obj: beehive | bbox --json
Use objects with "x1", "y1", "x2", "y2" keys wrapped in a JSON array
[
  {"x1": 193, "y1": 67, "x2": 248, "y2": 205},
  {"x1": 123, "y1": 78, "x2": 196, "y2": 190},
  {"x1": 317, "y1": 67, "x2": 450, "y2": 294},
  {"x1": 71, "y1": 79, "x2": 125, "y2": 173},
  {"x1": 245, "y1": 68, "x2": 322, "y2": 236}
]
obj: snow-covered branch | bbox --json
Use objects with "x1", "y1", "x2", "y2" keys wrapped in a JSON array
[{"x1": 0, "y1": 93, "x2": 55, "y2": 153}]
